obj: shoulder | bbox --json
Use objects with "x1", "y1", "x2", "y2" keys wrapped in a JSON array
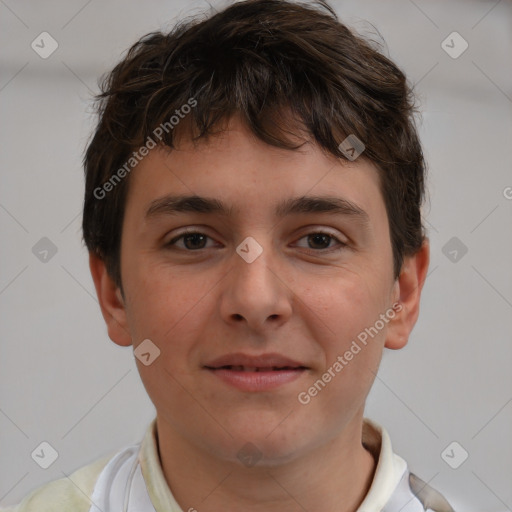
[
  {"x1": 407, "y1": 471, "x2": 455, "y2": 512},
  {"x1": 384, "y1": 468, "x2": 456, "y2": 512},
  {"x1": 2, "y1": 452, "x2": 115, "y2": 512},
  {"x1": 361, "y1": 418, "x2": 456, "y2": 511}
]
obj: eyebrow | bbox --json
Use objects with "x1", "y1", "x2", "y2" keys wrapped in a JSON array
[{"x1": 145, "y1": 194, "x2": 371, "y2": 227}]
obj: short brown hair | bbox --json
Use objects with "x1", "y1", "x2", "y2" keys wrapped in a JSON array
[{"x1": 82, "y1": 0, "x2": 427, "y2": 292}]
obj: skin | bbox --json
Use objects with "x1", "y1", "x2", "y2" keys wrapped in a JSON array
[{"x1": 90, "y1": 114, "x2": 430, "y2": 512}]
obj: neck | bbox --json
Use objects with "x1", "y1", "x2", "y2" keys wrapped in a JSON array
[{"x1": 156, "y1": 412, "x2": 377, "y2": 512}]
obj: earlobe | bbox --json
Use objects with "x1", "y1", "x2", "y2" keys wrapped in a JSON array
[
  {"x1": 89, "y1": 252, "x2": 132, "y2": 347},
  {"x1": 384, "y1": 238, "x2": 430, "y2": 350}
]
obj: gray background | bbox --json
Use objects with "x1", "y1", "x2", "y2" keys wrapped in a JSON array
[{"x1": 1, "y1": 0, "x2": 511, "y2": 510}]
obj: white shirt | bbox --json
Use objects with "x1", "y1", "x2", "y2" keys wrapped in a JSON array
[
  {"x1": 5, "y1": 417, "x2": 456, "y2": 512},
  {"x1": 88, "y1": 417, "x2": 456, "y2": 512}
]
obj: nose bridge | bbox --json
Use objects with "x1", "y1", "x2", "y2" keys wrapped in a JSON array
[
  {"x1": 221, "y1": 231, "x2": 292, "y2": 327},
  {"x1": 233, "y1": 233, "x2": 277, "y2": 291}
]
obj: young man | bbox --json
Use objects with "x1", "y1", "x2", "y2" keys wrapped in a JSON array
[{"x1": 6, "y1": 0, "x2": 455, "y2": 510}]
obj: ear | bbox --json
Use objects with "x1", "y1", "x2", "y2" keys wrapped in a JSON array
[
  {"x1": 385, "y1": 238, "x2": 430, "y2": 350},
  {"x1": 89, "y1": 252, "x2": 132, "y2": 347}
]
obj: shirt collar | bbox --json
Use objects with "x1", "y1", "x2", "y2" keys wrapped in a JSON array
[
  {"x1": 139, "y1": 416, "x2": 407, "y2": 512},
  {"x1": 357, "y1": 417, "x2": 407, "y2": 510}
]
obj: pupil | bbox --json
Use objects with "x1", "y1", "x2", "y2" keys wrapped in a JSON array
[
  {"x1": 184, "y1": 234, "x2": 206, "y2": 249},
  {"x1": 309, "y1": 234, "x2": 330, "y2": 249}
]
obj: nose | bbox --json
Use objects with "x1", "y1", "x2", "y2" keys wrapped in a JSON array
[{"x1": 219, "y1": 235, "x2": 293, "y2": 331}]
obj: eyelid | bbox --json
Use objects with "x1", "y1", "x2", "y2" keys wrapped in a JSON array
[
  {"x1": 295, "y1": 225, "x2": 347, "y2": 241},
  {"x1": 166, "y1": 227, "x2": 216, "y2": 246},
  {"x1": 293, "y1": 224, "x2": 351, "y2": 247},
  {"x1": 293, "y1": 230, "x2": 348, "y2": 253},
  {"x1": 166, "y1": 226, "x2": 346, "y2": 242}
]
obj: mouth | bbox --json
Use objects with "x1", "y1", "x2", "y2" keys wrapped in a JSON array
[
  {"x1": 205, "y1": 365, "x2": 307, "y2": 372},
  {"x1": 203, "y1": 354, "x2": 309, "y2": 391}
]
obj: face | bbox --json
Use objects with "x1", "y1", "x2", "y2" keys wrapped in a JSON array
[{"x1": 93, "y1": 115, "x2": 426, "y2": 465}]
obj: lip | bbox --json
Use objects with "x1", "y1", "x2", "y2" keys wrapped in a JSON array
[
  {"x1": 204, "y1": 352, "x2": 306, "y2": 369},
  {"x1": 204, "y1": 352, "x2": 309, "y2": 392}
]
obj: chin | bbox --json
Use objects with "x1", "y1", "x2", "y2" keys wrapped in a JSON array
[{"x1": 217, "y1": 424, "x2": 312, "y2": 467}]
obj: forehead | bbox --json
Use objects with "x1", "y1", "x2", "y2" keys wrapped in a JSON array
[{"x1": 124, "y1": 117, "x2": 386, "y2": 227}]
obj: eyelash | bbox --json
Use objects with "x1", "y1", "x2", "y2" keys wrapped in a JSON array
[{"x1": 166, "y1": 229, "x2": 347, "y2": 254}]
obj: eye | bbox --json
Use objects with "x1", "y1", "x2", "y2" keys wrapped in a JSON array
[
  {"x1": 165, "y1": 229, "x2": 348, "y2": 253},
  {"x1": 295, "y1": 231, "x2": 347, "y2": 254},
  {"x1": 166, "y1": 231, "x2": 216, "y2": 251}
]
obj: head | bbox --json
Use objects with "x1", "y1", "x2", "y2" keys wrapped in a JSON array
[{"x1": 84, "y1": 0, "x2": 429, "y2": 465}]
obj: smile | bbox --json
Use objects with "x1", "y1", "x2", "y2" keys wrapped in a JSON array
[
  {"x1": 210, "y1": 365, "x2": 305, "y2": 372},
  {"x1": 204, "y1": 365, "x2": 307, "y2": 392}
]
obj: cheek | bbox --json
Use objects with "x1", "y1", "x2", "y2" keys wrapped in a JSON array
[
  {"x1": 301, "y1": 273, "x2": 387, "y2": 395},
  {"x1": 124, "y1": 260, "x2": 208, "y2": 346},
  {"x1": 302, "y1": 273, "x2": 381, "y2": 344}
]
